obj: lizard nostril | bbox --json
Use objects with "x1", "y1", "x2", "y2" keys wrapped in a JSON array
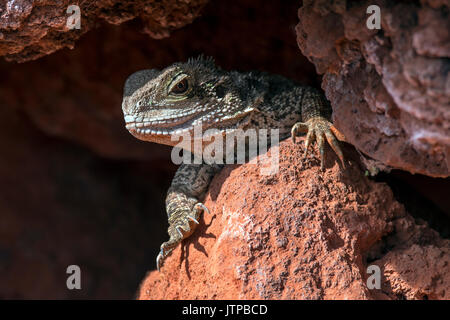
[{"x1": 135, "y1": 98, "x2": 153, "y2": 112}]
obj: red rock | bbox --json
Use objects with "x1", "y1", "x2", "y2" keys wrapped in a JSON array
[
  {"x1": 138, "y1": 139, "x2": 450, "y2": 300},
  {"x1": 296, "y1": 0, "x2": 450, "y2": 178},
  {"x1": 0, "y1": 0, "x2": 208, "y2": 62}
]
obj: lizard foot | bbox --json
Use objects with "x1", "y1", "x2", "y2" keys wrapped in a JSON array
[
  {"x1": 156, "y1": 202, "x2": 209, "y2": 271},
  {"x1": 291, "y1": 116, "x2": 346, "y2": 170}
]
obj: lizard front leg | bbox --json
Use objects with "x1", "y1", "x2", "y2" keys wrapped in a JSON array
[
  {"x1": 156, "y1": 162, "x2": 223, "y2": 271},
  {"x1": 291, "y1": 88, "x2": 346, "y2": 170}
]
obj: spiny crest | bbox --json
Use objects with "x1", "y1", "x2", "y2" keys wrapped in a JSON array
[{"x1": 186, "y1": 54, "x2": 217, "y2": 71}]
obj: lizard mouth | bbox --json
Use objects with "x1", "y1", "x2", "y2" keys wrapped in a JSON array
[
  {"x1": 123, "y1": 104, "x2": 255, "y2": 140},
  {"x1": 124, "y1": 109, "x2": 216, "y2": 137}
]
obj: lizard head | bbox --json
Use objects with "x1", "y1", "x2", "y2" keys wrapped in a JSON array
[{"x1": 122, "y1": 56, "x2": 256, "y2": 147}]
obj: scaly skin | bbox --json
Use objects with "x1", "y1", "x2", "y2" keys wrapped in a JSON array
[{"x1": 121, "y1": 56, "x2": 345, "y2": 271}]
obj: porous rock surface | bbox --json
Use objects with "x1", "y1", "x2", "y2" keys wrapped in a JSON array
[
  {"x1": 138, "y1": 139, "x2": 450, "y2": 300},
  {"x1": 0, "y1": 0, "x2": 208, "y2": 62},
  {"x1": 296, "y1": 0, "x2": 450, "y2": 177}
]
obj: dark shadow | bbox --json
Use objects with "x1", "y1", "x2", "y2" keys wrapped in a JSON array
[
  {"x1": 193, "y1": 242, "x2": 209, "y2": 258},
  {"x1": 373, "y1": 171, "x2": 450, "y2": 239},
  {"x1": 180, "y1": 212, "x2": 218, "y2": 277},
  {"x1": 207, "y1": 164, "x2": 239, "y2": 201},
  {"x1": 180, "y1": 244, "x2": 191, "y2": 280}
]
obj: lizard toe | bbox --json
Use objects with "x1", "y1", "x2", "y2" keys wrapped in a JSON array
[
  {"x1": 291, "y1": 122, "x2": 308, "y2": 144},
  {"x1": 296, "y1": 117, "x2": 345, "y2": 169}
]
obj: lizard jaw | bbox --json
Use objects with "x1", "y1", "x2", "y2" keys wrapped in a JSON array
[
  {"x1": 123, "y1": 105, "x2": 255, "y2": 143},
  {"x1": 124, "y1": 109, "x2": 214, "y2": 139}
]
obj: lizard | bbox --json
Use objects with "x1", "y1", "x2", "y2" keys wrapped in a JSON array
[{"x1": 121, "y1": 56, "x2": 346, "y2": 271}]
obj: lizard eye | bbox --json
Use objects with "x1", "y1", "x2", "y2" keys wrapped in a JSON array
[
  {"x1": 168, "y1": 73, "x2": 192, "y2": 97},
  {"x1": 170, "y1": 78, "x2": 189, "y2": 95}
]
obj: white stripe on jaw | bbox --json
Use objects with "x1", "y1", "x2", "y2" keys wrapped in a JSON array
[{"x1": 124, "y1": 115, "x2": 135, "y2": 123}]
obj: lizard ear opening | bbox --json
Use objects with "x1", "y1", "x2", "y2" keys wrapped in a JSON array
[{"x1": 215, "y1": 84, "x2": 226, "y2": 98}]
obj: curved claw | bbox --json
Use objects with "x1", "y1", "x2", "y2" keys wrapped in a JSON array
[
  {"x1": 316, "y1": 133, "x2": 325, "y2": 170},
  {"x1": 194, "y1": 202, "x2": 210, "y2": 215},
  {"x1": 187, "y1": 215, "x2": 199, "y2": 224},
  {"x1": 176, "y1": 226, "x2": 185, "y2": 237},
  {"x1": 303, "y1": 128, "x2": 316, "y2": 159},
  {"x1": 291, "y1": 122, "x2": 308, "y2": 144},
  {"x1": 156, "y1": 249, "x2": 164, "y2": 272},
  {"x1": 330, "y1": 125, "x2": 346, "y2": 142},
  {"x1": 291, "y1": 126, "x2": 297, "y2": 144},
  {"x1": 325, "y1": 130, "x2": 345, "y2": 168},
  {"x1": 156, "y1": 242, "x2": 177, "y2": 272}
]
